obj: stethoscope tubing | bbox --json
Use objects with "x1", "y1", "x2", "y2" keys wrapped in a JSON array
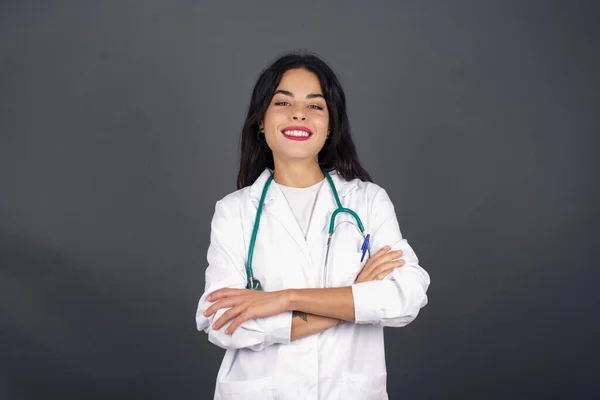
[{"x1": 246, "y1": 169, "x2": 367, "y2": 290}]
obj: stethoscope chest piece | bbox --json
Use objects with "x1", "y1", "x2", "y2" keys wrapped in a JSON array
[{"x1": 247, "y1": 276, "x2": 262, "y2": 291}]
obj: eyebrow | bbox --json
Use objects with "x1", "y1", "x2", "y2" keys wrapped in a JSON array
[{"x1": 273, "y1": 89, "x2": 325, "y2": 99}]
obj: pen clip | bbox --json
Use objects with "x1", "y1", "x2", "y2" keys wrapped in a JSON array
[{"x1": 360, "y1": 234, "x2": 370, "y2": 262}]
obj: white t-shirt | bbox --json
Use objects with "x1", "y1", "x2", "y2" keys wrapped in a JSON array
[{"x1": 277, "y1": 179, "x2": 325, "y2": 238}]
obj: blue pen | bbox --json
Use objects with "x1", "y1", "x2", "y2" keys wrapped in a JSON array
[{"x1": 360, "y1": 234, "x2": 370, "y2": 262}]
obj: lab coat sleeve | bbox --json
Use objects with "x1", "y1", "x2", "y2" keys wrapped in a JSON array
[
  {"x1": 351, "y1": 187, "x2": 431, "y2": 327},
  {"x1": 195, "y1": 198, "x2": 293, "y2": 351}
]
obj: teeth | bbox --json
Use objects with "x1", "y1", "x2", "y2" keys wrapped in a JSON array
[{"x1": 283, "y1": 130, "x2": 310, "y2": 137}]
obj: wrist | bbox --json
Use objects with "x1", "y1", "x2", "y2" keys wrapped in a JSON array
[{"x1": 283, "y1": 289, "x2": 298, "y2": 311}]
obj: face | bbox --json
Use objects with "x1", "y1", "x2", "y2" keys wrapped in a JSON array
[{"x1": 260, "y1": 68, "x2": 329, "y2": 163}]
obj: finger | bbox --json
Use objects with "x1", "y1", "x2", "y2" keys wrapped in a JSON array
[
  {"x1": 361, "y1": 249, "x2": 403, "y2": 278},
  {"x1": 376, "y1": 267, "x2": 396, "y2": 280},
  {"x1": 378, "y1": 258, "x2": 405, "y2": 273},
  {"x1": 375, "y1": 260, "x2": 405, "y2": 280},
  {"x1": 225, "y1": 310, "x2": 253, "y2": 335},
  {"x1": 381, "y1": 249, "x2": 403, "y2": 262},
  {"x1": 204, "y1": 297, "x2": 238, "y2": 317},
  {"x1": 370, "y1": 246, "x2": 392, "y2": 260},
  {"x1": 203, "y1": 302, "x2": 219, "y2": 317},
  {"x1": 363, "y1": 246, "x2": 390, "y2": 264},
  {"x1": 360, "y1": 248, "x2": 392, "y2": 272},
  {"x1": 207, "y1": 288, "x2": 246, "y2": 302},
  {"x1": 213, "y1": 305, "x2": 245, "y2": 331},
  {"x1": 367, "y1": 259, "x2": 405, "y2": 281},
  {"x1": 371, "y1": 250, "x2": 403, "y2": 269},
  {"x1": 367, "y1": 249, "x2": 402, "y2": 268},
  {"x1": 355, "y1": 273, "x2": 367, "y2": 284},
  {"x1": 373, "y1": 247, "x2": 402, "y2": 258}
]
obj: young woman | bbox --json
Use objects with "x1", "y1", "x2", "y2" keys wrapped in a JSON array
[{"x1": 196, "y1": 52, "x2": 430, "y2": 400}]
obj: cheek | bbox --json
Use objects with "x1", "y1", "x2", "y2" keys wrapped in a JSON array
[
  {"x1": 262, "y1": 112, "x2": 283, "y2": 146},
  {"x1": 265, "y1": 107, "x2": 287, "y2": 120},
  {"x1": 264, "y1": 110, "x2": 287, "y2": 131},
  {"x1": 314, "y1": 112, "x2": 329, "y2": 131}
]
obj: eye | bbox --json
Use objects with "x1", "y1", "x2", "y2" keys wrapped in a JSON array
[
  {"x1": 274, "y1": 101, "x2": 290, "y2": 106},
  {"x1": 309, "y1": 104, "x2": 324, "y2": 111}
]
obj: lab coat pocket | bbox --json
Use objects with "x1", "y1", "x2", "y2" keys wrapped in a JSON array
[
  {"x1": 331, "y1": 251, "x2": 367, "y2": 287},
  {"x1": 341, "y1": 371, "x2": 388, "y2": 400},
  {"x1": 273, "y1": 377, "x2": 318, "y2": 400},
  {"x1": 218, "y1": 376, "x2": 273, "y2": 400}
]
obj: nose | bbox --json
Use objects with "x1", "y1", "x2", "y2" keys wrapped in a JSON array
[{"x1": 291, "y1": 108, "x2": 306, "y2": 121}]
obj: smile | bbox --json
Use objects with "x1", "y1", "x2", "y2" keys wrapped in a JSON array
[{"x1": 281, "y1": 127, "x2": 313, "y2": 141}]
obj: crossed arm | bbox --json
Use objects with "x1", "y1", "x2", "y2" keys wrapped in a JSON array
[
  {"x1": 197, "y1": 188, "x2": 430, "y2": 350},
  {"x1": 203, "y1": 246, "x2": 405, "y2": 341}
]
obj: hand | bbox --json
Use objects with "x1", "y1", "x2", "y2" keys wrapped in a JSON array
[
  {"x1": 355, "y1": 246, "x2": 404, "y2": 284},
  {"x1": 203, "y1": 288, "x2": 289, "y2": 335}
]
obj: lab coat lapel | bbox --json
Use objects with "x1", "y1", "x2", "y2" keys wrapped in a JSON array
[
  {"x1": 250, "y1": 169, "x2": 311, "y2": 264},
  {"x1": 249, "y1": 169, "x2": 359, "y2": 267},
  {"x1": 305, "y1": 178, "x2": 336, "y2": 249},
  {"x1": 264, "y1": 185, "x2": 311, "y2": 260}
]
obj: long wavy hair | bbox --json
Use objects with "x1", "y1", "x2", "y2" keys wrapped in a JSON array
[{"x1": 236, "y1": 52, "x2": 372, "y2": 189}]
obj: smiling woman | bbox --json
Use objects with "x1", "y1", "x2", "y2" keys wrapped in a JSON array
[{"x1": 195, "y1": 52, "x2": 430, "y2": 400}]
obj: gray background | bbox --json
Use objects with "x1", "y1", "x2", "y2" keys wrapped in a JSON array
[{"x1": 1, "y1": 1, "x2": 598, "y2": 399}]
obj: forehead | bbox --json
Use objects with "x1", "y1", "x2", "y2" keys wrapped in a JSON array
[{"x1": 275, "y1": 69, "x2": 323, "y2": 94}]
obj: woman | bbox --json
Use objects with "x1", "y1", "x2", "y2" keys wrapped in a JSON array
[{"x1": 196, "y1": 52, "x2": 430, "y2": 400}]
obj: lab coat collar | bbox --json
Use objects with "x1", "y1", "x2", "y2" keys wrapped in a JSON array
[
  {"x1": 249, "y1": 168, "x2": 358, "y2": 204},
  {"x1": 249, "y1": 168, "x2": 360, "y2": 272}
]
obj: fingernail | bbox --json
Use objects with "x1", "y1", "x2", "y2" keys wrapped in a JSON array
[{"x1": 207, "y1": 296, "x2": 212, "y2": 302}]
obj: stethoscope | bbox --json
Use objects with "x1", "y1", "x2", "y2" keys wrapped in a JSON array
[{"x1": 246, "y1": 169, "x2": 370, "y2": 290}]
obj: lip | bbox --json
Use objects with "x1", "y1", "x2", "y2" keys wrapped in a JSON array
[
  {"x1": 281, "y1": 126, "x2": 313, "y2": 142},
  {"x1": 282, "y1": 126, "x2": 313, "y2": 135}
]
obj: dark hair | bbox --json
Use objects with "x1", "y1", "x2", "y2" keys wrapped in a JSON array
[{"x1": 236, "y1": 51, "x2": 372, "y2": 189}]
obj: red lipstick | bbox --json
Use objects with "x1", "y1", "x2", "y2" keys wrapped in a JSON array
[{"x1": 281, "y1": 126, "x2": 313, "y2": 141}]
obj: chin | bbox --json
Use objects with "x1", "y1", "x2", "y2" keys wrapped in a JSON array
[{"x1": 275, "y1": 150, "x2": 320, "y2": 162}]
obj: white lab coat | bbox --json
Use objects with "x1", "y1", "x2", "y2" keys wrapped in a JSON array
[{"x1": 196, "y1": 168, "x2": 430, "y2": 400}]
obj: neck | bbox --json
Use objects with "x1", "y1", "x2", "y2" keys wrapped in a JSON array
[{"x1": 272, "y1": 158, "x2": 324, "y2": 188}]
